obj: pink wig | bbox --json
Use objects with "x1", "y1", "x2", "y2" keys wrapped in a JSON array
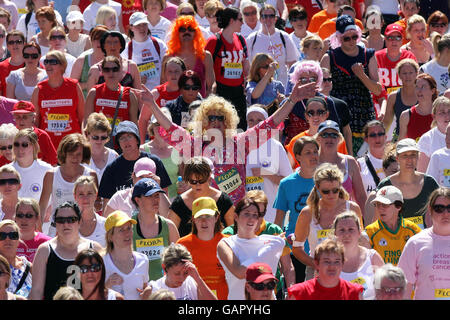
[{"x1": 290, "y1": 60, "x2": 323, "y2": 88}]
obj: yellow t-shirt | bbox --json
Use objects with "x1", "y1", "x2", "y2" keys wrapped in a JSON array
[{"x1": 365, "y1": 217, "x2": 421, "y2": 266}]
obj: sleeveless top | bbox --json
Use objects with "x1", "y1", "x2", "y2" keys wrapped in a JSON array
[
  {"x1": 394, "y1": 88, "x2": 416, "y2": 136},
  {"x1": 342, "y1": 157, "x2": 353, "y2": 197},
  {"x1": 97, "y1": 61, "x2": 134, "y2": 87},
  {"x1": 66, "y1": 34, "x2": 89, "y2": 58},
  {"x1": 80, "y1": 53, "x2": 92, "y2": 97},
  {"x1": 308, "y1": 201, "x2": 351, "y2": 257},
  {"x1": 93, "y1": 83, "x2": 131, "y2": 125},
  {"x1": 37, "y1": 78, "x2": 81, "y2": 149},
  {"x1": 132, "y1": 214, "x2": 170, "y2": 281},
  {"x1": 340, "y1": 248, "x2": 377, "y2": 300},
  {"x1": 406, "y1": 105, "x2": 433, "y2": 141},
  {"x1": 155, "y1": 82, "x2": 180, "y2": 107},
  {"x1": 193, "y1": 57, "x2": 206, "y2": 98}
]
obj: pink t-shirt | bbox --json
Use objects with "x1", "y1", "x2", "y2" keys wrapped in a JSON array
[
  {"x1": 106, "y1": 188, "x2": 135, "y2": 217},
  {"x1": 398, "y1": 228, "x2": 450, "y2": 300},
  {"x1": 17, "y1": 232, "x2": 51, "y2": 263},
  {"x1": 160, "y1": 2, "x2": 178, "y2": 22}
]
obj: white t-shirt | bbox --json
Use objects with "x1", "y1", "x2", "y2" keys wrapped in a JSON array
[
  {"x1": 104, "y1": 251, "x2": 149, "y2": 300},
  {"x1": 148, "y1": 16, "x2": 172, "y2": 41},
  {"x1": 79, "y1": 213, "x2": 107, "y2": 248},
  {"x1": 86, "y1": 148, "x2": 119, "y2": 184},
  {"x1": 195, "y1": 14, "x2": 210, "y2": 29},
  {"x1": 247, "y1": 30, "x2": 300, "y2": 87},
  {"x1": 417, "y1": 127, "x2": 446, "y2": 158},
  {"x1": 426, "y1": 147, "x2": 450, "y2": 187},
  {"x1": 14, "y1": 0, "x2": 27, "y2": 17},
  {"x1": 17, "y1": 10, "x2": 63, "y2": 42},
  {"x1": 121, "y1": 37, "x2": 167, "y2": 90},
  {"x1": 12, "y1": 159, "x2": 52, "y2": 202},
  {"x1": 240, "y1": 22, "x2": 261, "y2": 40},
  {"x1": 217, "y1": 234, "x2": 284, "y2": 300},
  {"x1": 289, "y1": 31, "x2": 314, "y2": 59},
  {"x1": 420, "y1": 60, "x2": 449, "y2": 94},
  {"x1": 357, "y1": 151, "x2": 385, "y2": 195},
  {"x1": 83, "y1": 1, "x2": 122, "y2": 32},
  {"x1": 245, "y1": 138, "x2": 293, "y2": 223},
  {"x1": 106, "y1": 188, "x2": 136, "y2": 216},
  {"x1": 149, "y1": 275, "x2": 198, "y2": 300}
]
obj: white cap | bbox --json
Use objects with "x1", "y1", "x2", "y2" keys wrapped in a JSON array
[
  {"x1": 371, "y1": 186, "x2": 404, "y2": 205},
  {"x1": 129, "y1": 12, "x2": 149, "y2": 26},
  {"x1": 66, "y1": 10, "x2": 85, "y2": 23},
  {"x1": 396, "y1": 138, "x2": 419, "y2": 154}
]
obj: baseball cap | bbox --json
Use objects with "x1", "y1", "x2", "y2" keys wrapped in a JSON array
[
  {"x1": 396, "y1": 138, "x2": 419, "y2": 154},
  {"x1": 384, "y1": 23, "x2": 403, "y2": 36},
  {"x1": 129, "y1": 12, "x2": 150, "y2": 27},
  {"x1": 133, "y1": 157, "x2": 156, "y2": 177},
  {"x1": 105, "y1": 210, "x2": 136, "y2": 232},
  {"x1": 66, "y1": 10, "x2": 85, "y2": 23},
  {"x1": 336, "y1": 15, "x2": 357, "y2": 34},
  {"x1": 132, "y1": 178, "x2": 165, "y2": 199},
  {"x1": 11, "y1": 101, "x2": 35, "y2": 114},
  {"x1": 371, "y1": 186, "x2": 403, "y2": 205},
  {"x1": 192, "y1": 197, "x2": 218, "y2": 219},
  {"x1": 114, "y1": 120, "x2": 141, "y2": 142},
  {"x1": 317, "y1": 120, "x2": 340, "y2": 135},
  {"x1": 245, "y1": 262, "x2": 277, "y2": 283}
]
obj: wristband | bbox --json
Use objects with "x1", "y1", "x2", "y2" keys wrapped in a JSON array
[{"x1": 292, "y1": 240, "x2": 305, "y2": 247}]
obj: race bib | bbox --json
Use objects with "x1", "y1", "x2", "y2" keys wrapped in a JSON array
[
  {"x1": 245, "y1": 176, "x2": 264, "y2": 192},
  {"x1": 435, "y1": 289, "x2": 450, "y2": 300},
  {"x1": 215, "y1": 168, "x2": 243, "y2": 194},
  {"x1": 405, "y1": 216, "x2": 424, "y2": 230},
  {"x1": 138, "y1": 62, "x2": 158, "y2": 79},
  {"x1": 224, "y1": 62, "x2": 243, "y2": 79},
  {"x1": 444, "y1": 169, "x2": 450, "y2": 187},
  {"x1": 350, "y1": 277, "x2": 367, "y2": 287},
  {"x1": 386, "y1": 86, "x2": 401, "y2": 95},
  {"x1": 47, "y1": 114, "x2": 69, "y2": 132},
  {"x1": 317, "y1": 229, "x2": 332, "y2": 243},
  {"x1": 135, "y1": 237, "x2": 164, "y2": 261}
]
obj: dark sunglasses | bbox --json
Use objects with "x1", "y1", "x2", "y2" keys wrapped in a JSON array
[
  {"x1": 368, "y1": 131, "x2": 385, "y2": 138},
  {"x1": 430, "y1": 23, "x2": 447, "y2": 28},
  {"x1": 7, "y1": 40, "x2": 24, "y2": 45},
  {"x1": 208, "y1": 115, "x2": 225, "y2": 122},
  {"x1": 44, "y1": 59, "x2": 60, "y2": 65},
  {"x1": 16, "y1": 213, "x2": 36, "y2": 219},
  {"x1": 182, "y1": 84, "x2": 201, "y2": 91},
  {"x1": 179, "y1": 26, "x2": 196, "y2": 33},
  {"x1": 261, "y1": 14, "x2": 276, "y2": 19},
  {"x1": 0, "y1": 178, "x2": 20, "y2": 186},
  {"x1": 320, "y1": 132, "x2": 339, "y2": 139},
  {"x1": 249, "y1": 281, "x2": 277, "y2": 291},
  {"x1": 189, "y1": 177, "x2": 208, "y2": 185},
  {"x1": 243, "y1": 11, "x2": 257, "y2": 16},
  {"x1": 387, "y1": 35, "x2": 402, "y2": 41},
  {"x1": 54, "y1": 216, "x2": 80, "y2": 224},
  {"x1": 91, "y1": 135, "x2": 108, "y2": 141},
  {"x1": 13, "y1": 142, "x2": 29, "y2": 148},
  {"x1": 343, "y1": 35, "x2": 358, "y2": 42},
  {"x1": 323, "y1": 77, "x2": 332, "y2": 82},
  {"x1": 0, "y1": 231, "x2": 19, "y2": 241},
  {"x1": 0, "y1": 145, "x2": 12, "y2": 151},
  {"x1": 321, "y1": 188, "x2": 340, "y2": 195},
  {"x1": 50, "y1": 35, "x2": 66, "y2": 41},
  {"x1": 102, "y1": 66, "x2": 120, "y2": 73},
  {"x1": 306, "y1": 109, "x2": 327, "y2": 117},
  {"x1": 432, "y1": 204, "x2": 450, "y2": 214},
  {"x1": 23, "y1": 53, "x2": 39, "y2": 59},
  {"x1": 79, "y1": 264, "x2": 102, "y2": 274}
]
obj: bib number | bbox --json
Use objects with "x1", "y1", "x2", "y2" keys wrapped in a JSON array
[
  {"x1": 135, "y1": 237, "x2": 164, "y2": 261},
  {"x1": 245, "y1": 176, "x2": 264, "y2": 192},
  {"x1": 138, "y1": 62, "x2": 157, "y2": 79},
  {"x1": 224, "y1": 62, "x2": 243, "y2": 79},
  {"x1": 47, "y1": 114, "x2": 69, "y2": 132},
  {"x1": 215, "y1": 168, "x2": 243, "y2": 194},
  {"x1": 405, "y1": 216, "x2": 424, "y2": 230}
]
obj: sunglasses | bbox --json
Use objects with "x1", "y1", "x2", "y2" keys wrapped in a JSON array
[
  {"x1": 320, "y1": 132, "x2": 339, "y2": 139},
  {"x1": 323, "y1": 77, "x2": 332, "y2": 82},
  {"x1": 378, "y1": 287, "x2": 404, "y2": 294},
  {"x1": 54, "y1": 216, "x2": 80, "y2": 224},
  {"x1": 0, "y1": 145, "x2": 12, "y2": 151},
  {"x1": 374, "y1": 202, "x2": 392, "y2": 209},
  {"x1": 387, "y1": 35, "x2": 402, "y2": 41},
  {"x1": 102, "y1": 66, "x2": 120, "y2": 73},
  {"x1": 249, "y1": 281, "x2": 277, "y2": 291},
  {"x1": 432, "y1": 204, "x2": 450, "y2": 214},
  {"x1": 79, "y1": 264, "x2": 102, "y2": 274},
  {"x1": 367, "y1": 131, "x2": 385, "y2": 138},
  {"x1": 320, "y1": 188, "x2": 339, "y2": 195},
  {"x1": 261, "y1": 14, "x2": 276, "y2": 19},
  {"x1": 91, "y1": 135, "x2": 108, "y2": 141},
  {"x1": 430, "y1": 23, "x2": 447, "y2": 28},
  {"x1": 306, "y1": 109, "x2": 326, "y2": 117},
  {"x1": 0, "y1": 178, "x2": 20, "y2": 186},
  {"x1": 208, "y1": 115, "x2": 225, "y2": 122},
  {"x1": 180, "y1": 11, "x2": 195, "y2": 16},
  {"x1": 299, "y1": 77, "x2": 317, "y2": 84},
  {"x1": 0, "y1": 231, "x2": 19, "y2": 241},
  {"x1": 189, "y1": 177, "x2": 208, "y2": 185},
  {"x1": 50, "y1": 35, "x2": 66, "y2": 41},
  {"x1": 179, "y1": 26, "x2": 195, "y2": 33},
  {"x1": 243, "y1": 11, "x2": 257, "y2": 16},
  {"x1": 7, "y1": 40, "x2": 24, "y2": 45},
  {"x1": 343, "y1": 35, "x2": 358, "y2": 42},
  {"x1": 23, "y1": 53, "x2": 39, "y2": 59},
  {"x1": 182, "y1": 84, "x2": 201, "y2": 91},
  {"x1": 13, "y1": 142, "x2": 30, "y2": 148},
  {"x1": 16, "y1": 213, "x2": 36, "y2": 219},
  {"x1": 44, "y1": 59, "x2": 60, "y2": 65}
]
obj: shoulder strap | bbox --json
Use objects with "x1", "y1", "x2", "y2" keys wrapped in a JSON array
[
  {"x1": 25, "y1": 11, "x2": 32, "y2": 36},
  {"x1": 212, "y1": 32, "x2": 223, "y2": 62},
  {"x1": 151, "y1": 36, "x2": 161, "y2": 58},
  {"x1": 106, "y1": 85, "x2": 124, "y2": 148},
  {"x1": 365, "y1": 154, "x2": 380, "y2": 186},
  {"x1": 14, "y1": 260, "x2": 31, "y2": 294},
  {"x1": 237, "y1": 33, "x2": 248, "y2": 58},
  {"x1": 280, "y1": 32, "x2": 286, "y2": 49},
  {"x1": 252, "y1": 32, "x2": 258, "y2": 51}
]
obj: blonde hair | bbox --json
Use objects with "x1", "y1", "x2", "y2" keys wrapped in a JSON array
[
  {"x1": 431, "y1": 32, "x2": 450, "y2": 59},
  {"x1": 73, "y1": 175, "x2": 98, "y2": 195},
  {"x1": 0, "y1": 165, "x2": 21, "y2": 183},
  {"x1": 46, "y1": 50, "x2": 68, "y2": 73},
  {"x1": 301, "y1": 34, "x2": 323, "y2": 52},
  {"x1": 47, "y1": 25, "x2": 67, "y2": 41},
  {"x1": 204, "y1": 0, "x2": 224, "y2": 16},
  {"x1": 0, "y1": 219, "x2": 19, "y2": 233},
  {"x1": 95, "y1": 6, "x2": 116, "y2": 27},
  {"x1": 395, "y1": 58, "x2": 419, "y2": 74},
  {"x1": 406, "y1": 14, "x2": 426, "y2": 39},
  {"x1": 53, "y1": 286, "x2": 84, "y2": 300},
  {"x1": 314, "y1": 238, "x2": 345, "y2": 263},
  {"x1": 14, "y1": 128, "x2": 40, "y2": 160},
  {"x1": 15, "y1": 198, "x2": 40, "y2": 221},
  {"x1": 84, "y1": 112, "x2": 112, "y2": 136},
  {"x1": 431, "y1": 96, "x2": 450, "y2": 128},
  {"x1": 148, "y1": 289, "x2": 176, "y2": 300},
  {"x1": 307, "y1": 163, "x2": 348, "y2": 223}
]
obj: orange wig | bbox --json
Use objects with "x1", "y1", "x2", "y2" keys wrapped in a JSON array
[{"x1": 167, "y1": 15, "x2": 206, "y2": 60}]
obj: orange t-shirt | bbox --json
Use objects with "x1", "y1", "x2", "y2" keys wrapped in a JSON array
[
  {"x1": 308, "y1": 10, "x2": 337, "y2": 34},
  {"x1": 318, "y1": 19, "x2": 364, "y2": 40},
  {"x1": 285, "y1": 131, "x2": 348, "y2": 169},
  {"x1": 177, "y1": 232, "x2": 229, "y2": 300}
]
